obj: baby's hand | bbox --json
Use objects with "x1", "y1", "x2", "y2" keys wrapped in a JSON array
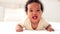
[
  {"x1": 16, "y1": 24, "x2": 23, "y2": 32},
  {"x1": 45, "y1": 25, "x2": 54, "y2": 32}
]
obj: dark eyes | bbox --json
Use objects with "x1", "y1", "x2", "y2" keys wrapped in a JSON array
[
  {"x1": 37, "y1": 10, "x2": 40, "y2": 11},
  {"x1": 30, "y1": 10, "x2": 33, "y2": 12},
  {"x1": 30, "y1": 10, "x2": 40, "y2": 12}
]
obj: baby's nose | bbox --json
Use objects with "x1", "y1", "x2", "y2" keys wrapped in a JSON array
[{"x1": 33, "y1": 11, "x2": 37, "y2": 15}]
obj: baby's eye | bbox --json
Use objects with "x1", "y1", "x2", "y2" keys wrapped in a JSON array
[
  {"x1": 30, "y1": 10, "x2": 33, "y2": 12},
  {"x1": 37, "y1": 10, "x2": 40, "y2": 12}
]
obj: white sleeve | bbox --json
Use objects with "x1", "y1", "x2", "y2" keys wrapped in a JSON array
[
  {"x1": 42, "y1": 18, "x2": 49, "y2": 28},
  {"x1": 18, "y1": 22, "x2": 24, "y2": 28},
  {"x1": 43, "y1": 22, "x2": 49, "y2": 28}
]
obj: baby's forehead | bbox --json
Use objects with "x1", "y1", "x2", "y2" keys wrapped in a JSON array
[
  {"x1": 28, "y1": 3, "x2": 41, "y2": 9},
  {"x1": 28, "y1": 2, "x2": 41, "y2": 7}
]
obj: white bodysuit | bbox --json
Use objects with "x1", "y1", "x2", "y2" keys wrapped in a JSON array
[{"x1": 19, "y1": 18, "x2": 49, "y2": 30}]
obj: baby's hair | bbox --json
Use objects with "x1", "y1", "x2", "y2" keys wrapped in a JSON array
[{"x1": 25, "y1": 0, "x2": 43, "y2": 12}]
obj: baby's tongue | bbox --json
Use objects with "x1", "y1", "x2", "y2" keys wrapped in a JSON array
[{"x1": 32, "y1": 16, "x2": 38, "y2": 20}]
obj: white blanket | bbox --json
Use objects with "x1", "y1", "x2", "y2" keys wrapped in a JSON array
[{"x1": 0, "y1": 21, "x2": 60, "y2": 33}]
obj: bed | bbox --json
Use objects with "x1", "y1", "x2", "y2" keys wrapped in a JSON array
[{"x1": 0, "y1": 21, "x2": 60, "y2": 33}]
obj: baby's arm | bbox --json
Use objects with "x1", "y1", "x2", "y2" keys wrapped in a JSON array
[
  {"x1": 45, "y1": 24, "x2": 54, "y2": 32},
  {"x1": 16, "y1": 24, "x2": 23, "y2": 32}
]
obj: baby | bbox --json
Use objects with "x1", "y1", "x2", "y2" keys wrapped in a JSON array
[{"x1": 16, "y1": 0, "x2": 54, "y2": 32}]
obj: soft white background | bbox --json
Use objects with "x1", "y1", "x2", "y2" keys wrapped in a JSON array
[
  {"x1": 0, "y1": 0, "x2": 60, "y2": 22},
  {"x1": 0, "y1": 0, "x2": 60, "y2": 34}
]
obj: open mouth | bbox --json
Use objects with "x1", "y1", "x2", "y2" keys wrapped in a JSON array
[{"x1": 32, "y1": 16, "x2": 38, "y2": 20}]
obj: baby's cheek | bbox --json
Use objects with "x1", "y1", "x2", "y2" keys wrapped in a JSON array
[{"x1": 28, "y1": 14, "x2": 32, "y2": 18}]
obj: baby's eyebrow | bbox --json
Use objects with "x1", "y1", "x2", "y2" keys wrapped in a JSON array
[
  {"x1": 28, "y1": 7, "x2": 32, "y2": 10},
  {"x1": 36, "y1": 8, "x2": 41, "y2": 10},
  {"x1": 28, "y1": 7, "x2": 41, "y2": 10}
]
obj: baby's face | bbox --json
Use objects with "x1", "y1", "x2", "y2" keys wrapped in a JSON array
[{"x1": 26, "y1": 2, "x2": 42, "y2": 23}]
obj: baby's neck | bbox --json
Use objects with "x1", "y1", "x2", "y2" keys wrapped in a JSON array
[
  {"x1": 31, "y1": 22, "x2": 39, "y2": 30},
  {"x1": 31, "y1": 20, "x2": 40, "y2": 25},
  {"x1": 31, "y1": 22, "x2": 38, "y2": 25}
]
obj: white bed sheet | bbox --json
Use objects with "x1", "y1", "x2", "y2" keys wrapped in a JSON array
[{"x1": 0, "y1": 21, "x2": 60, "y2": 33}]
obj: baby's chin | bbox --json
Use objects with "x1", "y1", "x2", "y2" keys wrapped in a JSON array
[{"x1": 31, "y1": 19, "x2": 39, "y2": 23}]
